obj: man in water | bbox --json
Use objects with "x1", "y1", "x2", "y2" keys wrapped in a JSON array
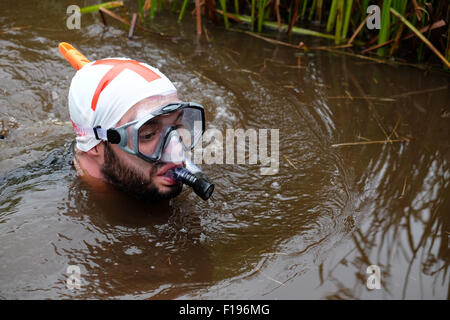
[{"x1": 68, "y1": 57, "x2": 207, "y2": 202}]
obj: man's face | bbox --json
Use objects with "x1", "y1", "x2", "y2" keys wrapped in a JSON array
[{"x1": 100, "y1": 93, "x2": 184, "y2": 202}]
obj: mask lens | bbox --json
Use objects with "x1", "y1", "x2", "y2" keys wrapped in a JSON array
[
  {"x1": 176, "y1": 107, "x2": 203, "y2": 150},
  {"x1": 137, "y1": 106, "x2": 204, "y2": 159},
  {"x1": 137, "y1": 118, "x2": 164, "y2": 158}
]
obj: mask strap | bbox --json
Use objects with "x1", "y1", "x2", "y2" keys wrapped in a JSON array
[
  {"x1": 72, "y1": 122, "x2": 121, "y2": 144},
  {"x1": 92, "y1": 126, "x2": 108, "y2": 140}
]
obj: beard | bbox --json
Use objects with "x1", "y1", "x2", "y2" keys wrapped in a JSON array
[{"x1": 101, "y1": 143, "x2": 183, "y2": 203}]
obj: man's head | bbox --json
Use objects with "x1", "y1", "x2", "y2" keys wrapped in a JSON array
[
  {"x1": 99, "y1": 93, "x2": 184, "y2": 202},
  {"x1": 68, "y1": 58, "x2": 189, "y2": 202}
]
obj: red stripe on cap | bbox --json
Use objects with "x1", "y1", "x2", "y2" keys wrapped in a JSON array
[
  {"x1": 91, "y1": 59, "x2": 161, "y2": 111},
  {"x1": 71, "y1": 120, "x2": 87, "y2": 136}
]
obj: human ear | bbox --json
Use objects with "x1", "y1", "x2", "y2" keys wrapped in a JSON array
[{"x1": 86, "y1": 142, "x2": 106, "y2": 164}]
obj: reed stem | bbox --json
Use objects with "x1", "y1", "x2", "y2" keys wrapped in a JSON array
[
  {"x1": 334, "y1": 0, "x2": 344, "y2": 44},
  {"x1": 137, "y1": 0, "x2": 145, "y2": 23},
  {"x1": 300, "y1": 0, "x2": 308, "y2": 21},
  {"x1": 446, "y1": 22, "x2": 450, "y2": 69},
  {"x1": 360, "y1": 0, "x2": 369, "y2": 23},
  {"x1": 251, "y1": 0, "x2": 256, "y2": 31},
  {"x1": 80, "y1": 1, "x2": 124, "y2": 14},
  {"x1": 178, "y1": 0, "x2": 189, "y2": 21},
  {"x1": 257, "y1": 0, "x2": 267, "y2": 33},
  {"x1": 341, "y1": 0, "x2": 353, "y2": 39},
  {"x1": 390, "y1": 7, "x2": 450, "y2": 68},
  {"x1": 234, "y1": 0, "x2": 239, "y2": 15},
  {"x1": 150, "y1": 0, "x2": 156, "y2": 19},
  {"x1": 195, "y1": 0, "x2": 201, "y2": 35},
  {"x1": 308, "y1": 0, "x2": 317, "y2": 21},
  {"x1": 377, "y1": 0, "x2": 392, "y2": 57},
  {"x1": 326, "y1": 0, "x2": 338, "y2": 33},
  {"x1": 316, "y1": 0, "x2": 323, "y2": 23},
  {"x1": 219, "y1": 12, "x2": 335, "y2": 40},
  {"x1": 219, "y1": 0, "x2": 230, "y2": 29}
]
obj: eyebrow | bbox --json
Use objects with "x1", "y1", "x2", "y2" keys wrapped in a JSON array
[{"x1": 140, "y1": 110, "x2": 184, "y2": 129}]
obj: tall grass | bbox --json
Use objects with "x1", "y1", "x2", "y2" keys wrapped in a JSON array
[
  {"x1": 341, "y1": 0, "x2": 353, "y2": 40},
  {"x1": 257, "y1": 0, "x2": 267, "y2": 33},
  {"x1": 447, "y1": 23, "x2": 450, "y2": 69},
  {"x1": 178, "y1": 0, "x2": 189, "y2": 21},
  {"x1": 377, "y1": 0, "x2": 391, "y2": 57},
  {"x1": 326, "y1": 0, "x2": 338, "y2": 33},
  {"x1": 82, "y1": 1, "x2": 450, "y2": 68},
  {"x1": 308, "y1": 0, "x2": 317, "y2": 21},
  {"x1": 219, "y1": 0, "x2": 230, "y2": 29},
  {"x1": 80, "y1": 1, "x2": 124, "y2": 14},
  {"x1": 300, "y1": 0, "x2": 308, "y2": 21},
  {"x1": 251, "y1": 0, "x2": 256, "y2": 31},
  {"x1": 334, "y1": 0, "x2": 344, "y2": 45}
]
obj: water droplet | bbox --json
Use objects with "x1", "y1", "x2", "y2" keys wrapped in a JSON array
[
  {"x1": 271, "y1": 181, "x2": 280, "y2": 190},
  {"x1": 124, "y1": 246, "x2": 142, "y2": 255},
  {"x1": 51, "y1": 91, "x2": 59, "y2": 100}
]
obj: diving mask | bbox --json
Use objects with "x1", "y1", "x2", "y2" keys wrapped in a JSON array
[
  {"x1": 92, "y1": 102, "x2": 205, "y2": 163},
  {"x1": 89, "y1": 101, "x2": 214, "y2": 200}
]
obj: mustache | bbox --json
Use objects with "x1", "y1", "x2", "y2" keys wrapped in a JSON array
[{"x1": 150, "y1": 161, "x2": 166, "y2": 175}]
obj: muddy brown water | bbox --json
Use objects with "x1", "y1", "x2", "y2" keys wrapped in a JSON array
[{"x1": 0, "y1": 0, "x2": 449, "y2": 299}]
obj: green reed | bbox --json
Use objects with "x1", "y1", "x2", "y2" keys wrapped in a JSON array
[
  {"x1": 334, "y1": 0, "x2": 344, "y2": 44},
  {"x1": 178, "y1": 0, "x2": 189, "y2": 21},
  {"x1": 300, "y1": 0, "x2": 308, "y2": 21},
  {"x1": 360, "y1": 0, "x2": 369, "y2": 23},
  {"x1": 315, "y1": 0, "x2": 323, "y2": 23},
  {"x1": 248, "y1": 0, "x2": 254, "y2": 31},
  {"x1": 341, "y1": 0, "x2": 353, "y2": 40},
  {"x1": 150, "y1": 0, "x2": 157, "y2": 19},
  {"x1": 137, "y1": 0, "x2": 145, "y2": 22},
  {"x1": 80, "y1": 1, "x2": 124, "y2": 14},
  {"x1": 308, "y1": 0, "x2": 317, "y2": 21},
  {"x1": 219, "y1": 0, "x2": 230, "y2": 29},
  {"x1": 81, "y1": 1, "x2": 450, "y2": 69},
  {"x1": 326, "y1": 0, "x2": 337, "y2": 33},
  {"x1": 377, "y1": 0, "x2": 391, "y2": 57},
  {"x1": 447, "y1": 23, "x2": 450, "y2": 69}
]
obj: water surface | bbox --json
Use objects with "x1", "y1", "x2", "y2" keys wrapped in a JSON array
[{"x1": 0, "y1": 0, "x2": 448, "y2": 299}]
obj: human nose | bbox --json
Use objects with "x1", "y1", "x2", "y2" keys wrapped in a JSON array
[{"x1": 160, "y1": 131, "x2": 185, "y2": 163}]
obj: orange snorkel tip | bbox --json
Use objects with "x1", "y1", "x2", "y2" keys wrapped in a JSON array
[{"x1": 58, "y1": 42, "x2": 90, "y2": 70}]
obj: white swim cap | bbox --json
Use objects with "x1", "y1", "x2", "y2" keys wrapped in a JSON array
[{"x1": 68, "y1": 58, "x2": 177, "y2": 152}]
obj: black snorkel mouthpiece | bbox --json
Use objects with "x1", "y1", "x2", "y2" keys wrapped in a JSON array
[
  {"x1": 171, "y1": 167, "x2": 214, "y2": 201},
  {"x1": 161, "y1": 134, "x2": 214, "y2": 200},
  {"x1": 167, "y1": 157, "x2": 214, "y2": 201}
]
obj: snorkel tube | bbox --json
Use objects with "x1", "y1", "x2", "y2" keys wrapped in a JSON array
[
  {"x1": 58, "y1": 42, "x2": 90, "y2": 71},
  {"x1": 168, "y1": 159, "x2": 214, "y2": 201},
  {"x1": 58, "y1": 42, "x2": 215, "y2": 201},
  {"x1": 160, "y1": 131, "x2": 215, "y2": 201}
]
